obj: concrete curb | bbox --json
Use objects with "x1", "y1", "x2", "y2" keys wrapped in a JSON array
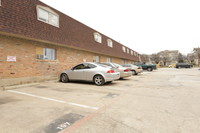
[{"x1": 1, "y1": 83, "x2": 40, "y2": 91}]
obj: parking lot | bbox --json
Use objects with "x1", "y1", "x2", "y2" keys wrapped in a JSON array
[{"x1": 1, "y1": 68, "x2": 200, "y2": 133}]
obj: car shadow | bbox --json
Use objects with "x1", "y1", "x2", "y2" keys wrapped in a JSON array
[{"x1": 60, "y1": 80, "x2": 117, "y2": 86}]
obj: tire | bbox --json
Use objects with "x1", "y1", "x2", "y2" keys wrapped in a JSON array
[
  {"x1": 60, "y1": 73, "x2": 69, "y2": 83},
  {"x1": 147, "y1": 67, "x2": 153, "y2": 71},
  {"x1": 178, "y1": 66, "x2": 181, "y2": 69},
  {"x1": 132, "y1": 70, "x2": 137, "y2": 75},
  {"x1": 93, "y1": 75, "x2": 105, "y2": 86}
]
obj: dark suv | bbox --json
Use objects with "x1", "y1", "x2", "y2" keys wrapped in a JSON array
[
  {"x1": 175, "y1": 63, "x2": 193, "y2": 68},
  {"x1": 134, "y1": 62, "x2": 157, "y2": 71}
]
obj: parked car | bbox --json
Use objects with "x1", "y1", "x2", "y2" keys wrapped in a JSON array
[
  {"x1": 134, "y1": 62, "x2": 157, "y2": 71},
  {"x1": 59, "y1": 62, "x2": 120, "y2": 86},
  {"x1": 99, "y1": 62, "x2": 132, "y2": 79},
  {"x1": 121, "y1": 64, "x2": 143, "y2": 75},
  {"x1": 175, "y1": 63, "x2": 193, "y2": 68}
]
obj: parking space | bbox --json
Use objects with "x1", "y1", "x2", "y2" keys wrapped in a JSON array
[{"x1": 0, "y1": 75, "x2": 143, "y2": 133}]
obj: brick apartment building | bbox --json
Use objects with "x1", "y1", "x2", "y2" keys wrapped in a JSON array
[{"x1": 0, "y1": 0, "x2": 143, "y2": 87}]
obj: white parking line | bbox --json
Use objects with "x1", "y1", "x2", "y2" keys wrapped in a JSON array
[
  {"x1": 7, "y1": 90, "x2": 98, "y2": 110},
  {"x1": 68, "y1": 102, "x2": 98, "y2": 110}
]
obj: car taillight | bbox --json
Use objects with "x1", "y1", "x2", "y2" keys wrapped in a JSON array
[
  {"x1": 138, "y1": 67, "x2": 141, "y2": 69},
  {"x1": 124, "y1": 69, "x2": 130, "y2": 72},
  {"x1": 107, "y1": 70, "x2": 115, "y2": 73}
]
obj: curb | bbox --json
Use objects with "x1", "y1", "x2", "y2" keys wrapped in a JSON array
[{"x1": 1, "y1": 83, "x2": 40, "y2": 91}]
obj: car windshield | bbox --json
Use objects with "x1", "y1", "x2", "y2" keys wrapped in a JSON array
[
  {"x1": 112, "y1": 63, "x2": 122, "y2": 67},
  {"x1": 94, "y1": 63, "x2": 111, "y2": 68}
]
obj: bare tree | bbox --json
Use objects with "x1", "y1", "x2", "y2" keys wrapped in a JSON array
[
  {"x1": 142, "y1": 54, "x2": 150, "y2": 63},
  {"x1": 178, "y1": 53, "x2": 184, "y2": 63},
  {"x1": 194, "y1": 48, "x2": 200, "y2": 66},
  {"x1": 150, "y1": 53, "x2": 160, "y2": 64},
  {"x1": 187, "y1": 54, "x2": 195, "y2": 64},
  {"x1": 159, "y1": 52, "x2": 170, "y2": 66}
]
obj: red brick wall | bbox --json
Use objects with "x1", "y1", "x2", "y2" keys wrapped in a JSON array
[{"x1": 1, "y1": 34, "x2": 135, "y2": 86}]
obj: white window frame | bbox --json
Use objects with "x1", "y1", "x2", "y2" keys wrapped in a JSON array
[
  {"x1": 134, "y1": 51, "x2": 136, "y2": 56},
  {"x1": 107, "y1": 39, "x2": 113, "y2": 48},
  {"x1": 131, "y1": 50, "x2": 133, "y2": 55},
  {"x1": 36, "y1": 5, "x2": 59, "y2": 27},
  {"x1": 127, "y1": 48, "x2": 129, "y2": 54},
  {"x1": 43, "y1": 48, "x2": 56, "y2": 60},
  {"x1": 107, "y1": 57, "x2": 112, "y2": 62},
  {"x1": 122, "y1": 46, "x2": 126, "y2": 52},
  {"x1": 0, "y1": 0, "x2": 1, "y2": 6},
  {"x1": 94, "y1": 32, "x2": 102, "y2": 43}
]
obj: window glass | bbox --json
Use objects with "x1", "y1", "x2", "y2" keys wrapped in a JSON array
[
  {"x1": 94, "y1": 33, "x2": 102, "y2": 43},
  {"x1": 43, "y1": 48, "x2": 55, "y2": 60},
  {"x1": 101, "y1": 63, "x2": 112, "y2": 67},
  {"x1": 74, "y1": 64, "x2": 85, "y2": 70},
  {"x1": 122, "y1": 46, "x2": 126, "y2": 52},
  {"x1": 107, "y1": 39, "x2": 113, "y2": 47},
  {"x1": 113, "y1": 63, "x2": 122, "y2": 67},
  {"x1": 38, "y1": 8, "x2": 49, "y2": 22},
  {"x1": 87, "y1": 64, "x2": 97, "y2": 69},
  {"x1": 107, "y1": 57, "x2": 112, "y2": 62},
  {"x1": 131, "y1": 51, "x2": 133, "y2": 55},
  {"x1": 127, "y1": 48, "x2": 129, "y2": 54},
  {"x1": 93, "y1": 56, "x2": 100, "y2": 62},
  {"x1": 49, "y1": 13, "x2": 59, "y2": 26}
]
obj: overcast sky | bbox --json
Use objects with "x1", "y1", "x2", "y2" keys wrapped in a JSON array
[{"x1": 40, "y1": 0, "x2": 200, "y2": 55}]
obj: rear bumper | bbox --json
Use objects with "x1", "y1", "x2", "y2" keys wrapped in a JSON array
[
  {"x1": 135, "y1": 69, "x2": 143, "y2": 73},
  {"x1": 120, "y1": 72, "x2": 132, "y2": 78},
  {"x1": 104, "y1": 72, "x2": 120, "y2": 82}
]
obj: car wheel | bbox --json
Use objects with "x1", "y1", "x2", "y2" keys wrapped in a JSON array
[
  {"x1": 178, "y1": 66, "x2": 181, "y2": 69},
  {"x1": 94, "y1": 75, "x2": 105, "y2": 86},
  {"x1": 147, "y1": 67, "x2": 153, "y2": 71},
  {"x1": 132, "y1": 70, "x2": 136, "y2": 75},
  {"x1": 60, "y1": 74, "x2": 69, "y2": 83}
]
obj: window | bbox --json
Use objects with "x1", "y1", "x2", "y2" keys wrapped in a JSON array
[
  {"x1": 107, "y1": 57, "x2": 112, "y2": 62},
  {"x1": 85, "y1": 63, "x2": 97, "y2": 69},
  {"x1": 37, "y1": 5, "x2": 59, "y2": 27},
  {"x1": 73, "y1": 64, "x2": 85, "y2": 70},
  {"x1": 122, "y1": 46, "x2": 126, "y2": 52},
  {"x1": 94, "y1": 32, "x2": 102, "y2": 43},
  {"x1": 0, "y1": 0, "x2": 1, "y2": 6},
  {"x1": 43, "y1": 48, "x2": 56, "y2": 60},
  {"x1": 107, "y1": 39, "x2": 113, "y2": 48},
  {"x1": 36, "y1": 47, "x2": 56, "y2": 60},
  {"x1": 131, "y1": 50, "x2": 133, "y2": 55},
  {"x1": 134, "y1": 51, "x2": 136, "y2": 56},
  {"x1": 127, "y1": 48, "x2": 129, "y2": 54},
  {"x1": 121, "y1": 59, "x2": 125, "y2": 64},
  {"x1": 93, "y1": 56, "x2": 100, "y2": 62}
]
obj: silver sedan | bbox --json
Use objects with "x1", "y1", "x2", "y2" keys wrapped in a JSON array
[
  {"x1": 60, "y1": 62, "x2": 120, "y2": 86},
  {"x1": 100, "y1": 62, "x2": 132, "y2": 79},
  {"x1": 121, "y1": 64, "x2": 143, "y2": 75}
]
